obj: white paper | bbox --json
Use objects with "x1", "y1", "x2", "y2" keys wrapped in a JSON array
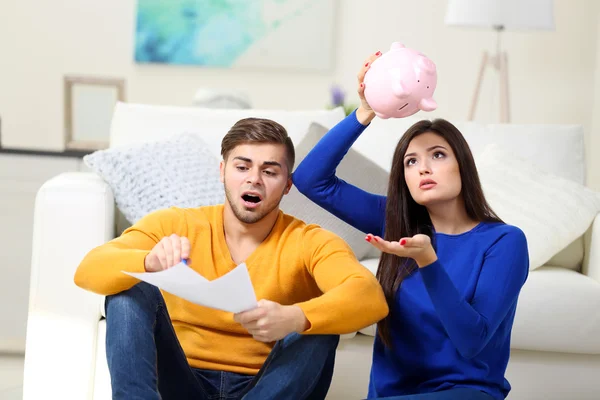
[{"x1": 123, "y1": 262, "x2": 257, "y2": 313}]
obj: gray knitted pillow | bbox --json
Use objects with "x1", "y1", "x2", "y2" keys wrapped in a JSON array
[{"x1": 84, "y1": 133, "x2": 225, "y2": 224}]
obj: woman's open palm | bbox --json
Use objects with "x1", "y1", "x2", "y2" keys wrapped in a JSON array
[{"x1": 366, "y1": 233, "x2": 437, "y2": 268}]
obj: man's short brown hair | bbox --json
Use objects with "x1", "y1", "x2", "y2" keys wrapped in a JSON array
[{"x1": 221, "y1": 118, "x2": 295, "y2": 175}]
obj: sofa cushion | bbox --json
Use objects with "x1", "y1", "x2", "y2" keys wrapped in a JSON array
[
  {"x1": 281, "y1": 123, "x2": 388, "y2": 260},
  {"x1": 512, "y1": 267, "x2": 600, "y2": 354},
  {"x1": 475, "y1": 144, "x2": 600, "y2": 270},
  {"x1": 546, "y1": 236, "x2": 585, "y2": 272},
  {"x1": 84, "y1": 133, "x2": 225, "y2": 224},
  {"x1": 358, "y1": 261, "x2": 600, "y2": 355}
]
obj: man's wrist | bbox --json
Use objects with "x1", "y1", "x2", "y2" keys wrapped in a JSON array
[{"x1": 290, "y1": 305, "x2": 309, "y2": 333}]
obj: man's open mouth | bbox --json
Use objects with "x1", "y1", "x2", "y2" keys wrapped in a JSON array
[{"x1": 242, "y1": 194, "x2": 261, "y2": 203}]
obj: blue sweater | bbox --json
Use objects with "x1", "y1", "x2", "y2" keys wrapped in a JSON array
[{"x1": 292, "y1": 111, "x2": 529, "y2": 400}]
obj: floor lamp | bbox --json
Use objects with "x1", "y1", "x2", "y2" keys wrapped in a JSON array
[{"x1": 445, "y1": 0, "x2": 554, "y2": 123}]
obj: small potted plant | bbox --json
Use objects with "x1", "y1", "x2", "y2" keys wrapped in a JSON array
[{"x1": 328, "y1": 84, "x2": 357, "y2": 116}]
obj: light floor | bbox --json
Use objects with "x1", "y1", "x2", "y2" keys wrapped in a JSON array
[{"x1": 0, "y1": 354, "x2": 24, "y2": 400}]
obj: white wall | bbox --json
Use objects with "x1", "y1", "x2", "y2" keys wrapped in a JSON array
[
  {"x1": 590, "y1": 4, "x2": 600, "y2": 191},
  {"x1": 334, "y1": 0, "x2": 600, "y2": 189},
  {"x1": 1, "y1": 0, "x2": 599, "y2": 186}
]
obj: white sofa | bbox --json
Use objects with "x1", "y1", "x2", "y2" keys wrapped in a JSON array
[{"x1": 22, "y1": 103, "x2": 600, "y2": 400}]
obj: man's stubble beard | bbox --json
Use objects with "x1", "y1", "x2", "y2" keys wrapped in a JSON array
[{"x1": 223, "y1": 181, "x2": 286, "y2": 224}]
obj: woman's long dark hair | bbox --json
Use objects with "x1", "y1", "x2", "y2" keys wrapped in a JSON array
[{"x1": 376, "y1": 118, "x2": 503, "y2": 348}]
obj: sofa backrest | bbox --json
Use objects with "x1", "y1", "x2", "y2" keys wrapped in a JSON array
[
  {"x1": 109, "y1": 102, "x2": 346, "y2": 157},
  {"x1": 351, "y1": 116, "x2": 587, "y2": 271},
  {"x1": 108, "y1": 102, "x2": 587, "y2": 271},
  {"x1": 351, "y1": 116, "x2": 586, "y2": 185}
]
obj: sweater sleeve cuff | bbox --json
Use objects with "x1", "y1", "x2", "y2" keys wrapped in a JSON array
[{"x1": 350, "y1": 108, "x2": 372, "y2": 129}]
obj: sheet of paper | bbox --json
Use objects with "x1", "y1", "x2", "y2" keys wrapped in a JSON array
[{"x1": 123, "y1": 262, "x2": 257, "y2": 313}]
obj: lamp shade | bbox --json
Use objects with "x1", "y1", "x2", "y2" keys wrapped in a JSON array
[{"x1": 445, "y1": 0, "x2": 554, "y2": 31}]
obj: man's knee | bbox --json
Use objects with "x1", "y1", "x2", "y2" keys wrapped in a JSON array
[
  {"x1": 280, "y1": 333, "x2": 340, "y2": 352},
  {"x1": 105, "y1": 282, "x2": 162, "y2": 315},
  {"x1": 310, "y1": 334, "x2": 340, "y2": 350}
]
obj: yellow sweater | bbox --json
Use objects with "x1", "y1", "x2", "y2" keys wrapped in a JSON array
[{"x1": 74, "y1": 205, "x2": 388, "y2": 375}]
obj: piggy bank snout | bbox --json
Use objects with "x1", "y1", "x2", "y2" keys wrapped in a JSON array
[{"x1": 392, "y1": 81, "x2": 411, "y2": 99}]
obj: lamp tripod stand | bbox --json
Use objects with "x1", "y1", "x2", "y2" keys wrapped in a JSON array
[{"x1": 469, "y1": 25, "x2": 510, "y2": 123}]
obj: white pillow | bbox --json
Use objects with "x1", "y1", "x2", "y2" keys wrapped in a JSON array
[
  {"x1": 476, "y1": 144, "x2": 600, "y2": 270},
  {"x1": 84, "y1": 133, "x2": 225, "y2": 224}
]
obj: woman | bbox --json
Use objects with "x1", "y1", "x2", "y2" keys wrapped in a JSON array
[{"x1": 292, "y1": 52, "x2": 529, "y2": 400}]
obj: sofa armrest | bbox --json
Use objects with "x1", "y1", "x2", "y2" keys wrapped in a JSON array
[
  {"x1": 583, "y1": 213, "x2": 600, "y2": 283},
  {"x1": 23, "y1": 172, "x2": 115, "y2": 400}
]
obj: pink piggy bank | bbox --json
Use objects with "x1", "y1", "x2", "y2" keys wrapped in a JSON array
[{"x1": 364, "y1": 42, "x2": 438, "y2": 119}]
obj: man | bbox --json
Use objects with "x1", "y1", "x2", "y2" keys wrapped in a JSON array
[{"x1": 74, "y1": 117, "x2": 388, "y2": 400}]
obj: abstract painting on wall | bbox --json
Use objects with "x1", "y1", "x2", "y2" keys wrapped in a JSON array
[{"x1": 134, "y1": 0, "x2": 335, "y2": 71}]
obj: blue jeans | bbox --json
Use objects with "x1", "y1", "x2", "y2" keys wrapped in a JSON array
[
  {"x1": 105, "y1": 282, "x2": 339, "y2": 400},
  {"x1": 370, "y1": 388, "x2": 494, "y2": 399}
]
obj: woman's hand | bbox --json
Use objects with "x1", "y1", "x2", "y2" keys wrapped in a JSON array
[
  {"x1": 366, "y1": 233, "x2": 438, "y2": 268},
  {"x1": 356, "y1": 51, "x2": 382, "y2": 125}
]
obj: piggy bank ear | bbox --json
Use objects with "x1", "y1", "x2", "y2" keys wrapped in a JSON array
[
  {"x1": 419, "y1": 97, "x2": 437, "y2": 112},
  {"x1": 391, "y1": 42, "x2": 406, "y2": 51},
  {"x1": 417, "y1": 56, "x2": 437, "y2": 75}
]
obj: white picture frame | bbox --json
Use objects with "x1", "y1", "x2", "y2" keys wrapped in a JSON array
[{"x1": 64, "y1": 75, "x2": 125, "y2": 150}]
